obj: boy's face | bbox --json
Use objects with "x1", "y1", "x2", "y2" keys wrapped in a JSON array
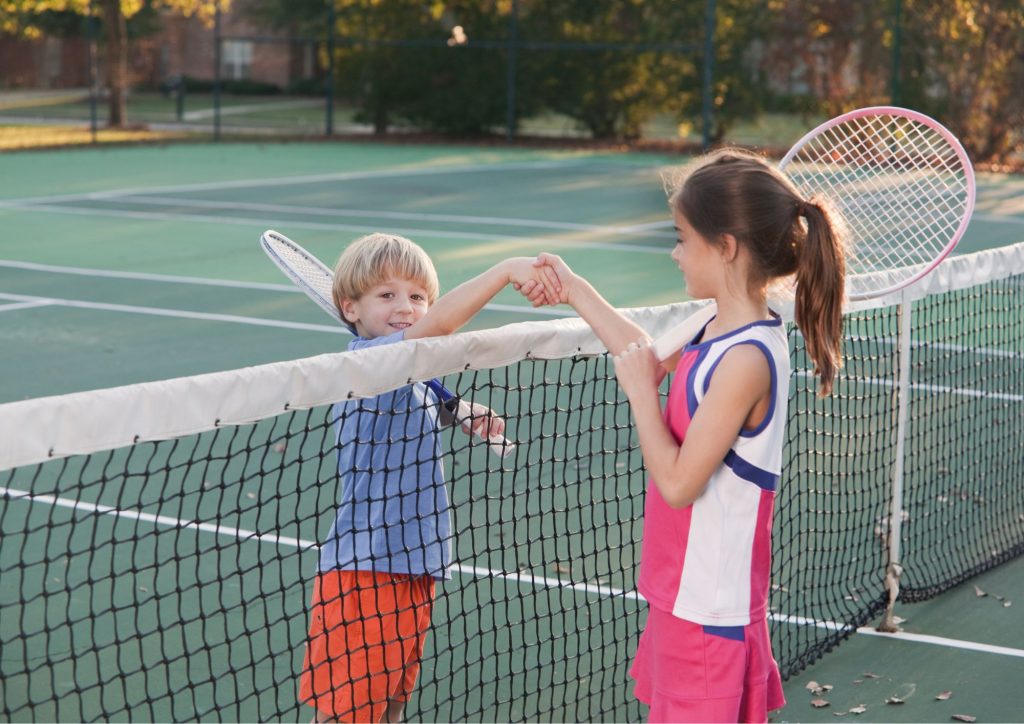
[{"x1": 340, "y1": 275, "x2": 431, "y2": 339}]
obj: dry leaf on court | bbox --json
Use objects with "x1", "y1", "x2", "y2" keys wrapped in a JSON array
[
  {"x1": 550, "y1": 563, "x2": 570, "y2": 574},
  {"x1": 936, "y1": 691, "x2": 953, "y2": 701},
  {"x1": 849, "y1": 705, "x2": 867, "y2": 714},
  {"x1": 806, "y1": 681, "x2": 820, "y2": 691},
  {"x1": 811, "y1": 698, "x2": 830, "y2": 708},
  {"x1": 885, "y1": 695, "x2": 906, "y2": 705},
  {"x1": 862, "y1": 672, "x2": 881, "y2": 679},
  {"x1": 951, "y1": 715, "x2": 976, "y2": 723},
  {"x1": 974, "y1": 585, "x2": 987, "y2": 597}
]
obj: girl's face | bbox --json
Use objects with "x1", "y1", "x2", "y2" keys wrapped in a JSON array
[
  {"x1": 670, "y1": 209, "x2": 725, "y2": 300},
  {"x1": 340, "y1": 275, "x2": 430, "y2": 339}
]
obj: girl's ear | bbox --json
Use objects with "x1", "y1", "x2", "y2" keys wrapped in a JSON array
[
  {"x1": 720, "y1": 233, "x2": 740, "y2": 262},
  {"x1": 340, "y1": 298, "x2": 359, "y2": 324}
]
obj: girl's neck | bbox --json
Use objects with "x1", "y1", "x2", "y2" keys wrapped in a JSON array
[{"x1": 708, "y1": 294, "x2": 770, "y2": 335}]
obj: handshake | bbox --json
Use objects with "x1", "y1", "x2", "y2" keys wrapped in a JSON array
[{"x1": 507, "y1": 253, "x2": 576, "y2": 308}]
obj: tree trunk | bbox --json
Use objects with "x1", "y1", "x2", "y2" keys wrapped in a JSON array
[{"x1": 101, "y1": 0, "x2": 128, "y2": 128}]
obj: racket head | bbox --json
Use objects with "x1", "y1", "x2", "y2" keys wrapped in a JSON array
[
  {"x1": 260, "y1": 230, "x2": 345, "y2": 324},
  {"x1": 779, "y1": 106, "x2": 976, "y2": 300}
]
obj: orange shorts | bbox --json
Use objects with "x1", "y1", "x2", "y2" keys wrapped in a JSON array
[{"x1": 298, "y1": 570, "x2": 435, "y2": 722}]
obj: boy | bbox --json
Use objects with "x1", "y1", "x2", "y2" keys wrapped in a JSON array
[{"x1": 299, "y1": 233, "x2": 558, "y2": 723}]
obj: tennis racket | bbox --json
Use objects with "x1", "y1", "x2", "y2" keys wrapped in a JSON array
[
  {"x1": 652, "y1": 106, "x2": 976, "y2": 360},
  {"x1": 260, "y1": 229, "x2": 515, "y2": 458}
]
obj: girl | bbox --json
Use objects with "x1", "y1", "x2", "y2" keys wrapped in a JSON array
[{"x1": 531, "y1": 149, "x2": 845, "y2": 722}]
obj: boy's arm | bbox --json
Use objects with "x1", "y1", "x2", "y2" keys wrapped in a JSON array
[{"x1": 404, "y1": 257, "x2": 558, "y2": 340}]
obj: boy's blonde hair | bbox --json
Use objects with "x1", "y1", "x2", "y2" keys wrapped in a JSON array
[{"x1": 332, "y1": 233, "x2": 440, "y2": 320}]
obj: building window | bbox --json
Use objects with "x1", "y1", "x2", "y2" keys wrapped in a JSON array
[{"x1": 221, "y1": 40, "x2": 253, "y2": 80}]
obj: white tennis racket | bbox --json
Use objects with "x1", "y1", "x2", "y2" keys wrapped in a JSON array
[
  {"x1": 260, "y1": 229, "x2": 515, "y2": 458},
  {"x1": 652, "y1": 106, "x2": 976, "y2": 360}
]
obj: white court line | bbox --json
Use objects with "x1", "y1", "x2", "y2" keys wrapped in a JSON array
[
  {"x1": 796, "y1": 369, "x2": 1024, "y2": 404},
  {"x1": 3, "y1": 203, "x2": 669, "y2": 255},
  {"x1": 107, "y1": 195, "x2": 666, "y2": 237},
  {"x1": 0, "y1": 291, "x2": 575, "y2": 330},
  {"x1": 0, "y1": 263, "x2": 576, "y2": 318},
  {"x1": 853, "y1": 626, "x2": 1024, "y2": 658},
  {"x1": 0, "y1": 291, "x2": 347, "y2": 333},
  {"x1": 0, "y1": 299, "x2": 53, "y2": 314},
  {"x1": 973, "y1": 212, "x2": 1024, "y2": 226},
  {"x1": 4, "y1": 483, "x2": 1021, "y2": 659},
  {"x1": 0, "y1": 158, "x2": 586, "y2": 208}
]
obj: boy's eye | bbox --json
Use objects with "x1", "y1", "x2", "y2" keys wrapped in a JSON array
[{"x1": 412, "y1": 294, "x2": 425, "y2": 302}]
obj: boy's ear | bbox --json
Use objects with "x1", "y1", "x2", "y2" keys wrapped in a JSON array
[{"x1": 339, "y1": 298, "x2": 359, "y2": 324}]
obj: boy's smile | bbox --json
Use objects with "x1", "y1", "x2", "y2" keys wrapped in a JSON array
[{"x1": 340, "y1": 276, "x2": 431, "y2": 339}]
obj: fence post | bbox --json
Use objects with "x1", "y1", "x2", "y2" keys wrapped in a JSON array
[
  {"x1": 87, "y1": 0, "x2": 99, "y2": 143},
  {"x1": 505, "y1": 0, "x2": 519, "y2": 144},
  {"x1": 890, "y1": 0, "x2": 903, "y2": 105},
  {"x1": 213, "y1": 3, "x2": 222, "y2": 141},
  {"x1": 879, "y1": 291, "x2": 912, "y2": 631},
  {"x1": 701, "y1": 0, "x2": 716, "y2": 149},
  {"x1": 325, "y1": 0, "x2": 335, "y2": 136}
]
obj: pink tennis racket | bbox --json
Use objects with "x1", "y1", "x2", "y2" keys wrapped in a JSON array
[{"x1": 652, "y1": 106, "x2": 976, "y2": 360}]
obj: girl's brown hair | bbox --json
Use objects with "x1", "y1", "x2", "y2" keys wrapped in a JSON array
[{"x1": 670, "y1": 148, "x2": 846, "y2": 395}]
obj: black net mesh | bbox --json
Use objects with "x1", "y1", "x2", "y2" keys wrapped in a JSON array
[{"x1": 2, "y1": 269, "x2": 1022, "y2": 721}]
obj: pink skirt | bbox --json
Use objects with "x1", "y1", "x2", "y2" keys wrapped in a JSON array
[{"x1": 630, "y1": 606, "x2": 785, "y2": 723}]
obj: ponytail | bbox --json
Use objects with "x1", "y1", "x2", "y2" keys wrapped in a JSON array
[{"x1": 794, "y1": 200, "x2": 845, "y2": 396}]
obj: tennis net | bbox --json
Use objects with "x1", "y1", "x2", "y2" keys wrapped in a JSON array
[{"x1": 2, "y1": 241, "x2": 1022, "y2": 721}]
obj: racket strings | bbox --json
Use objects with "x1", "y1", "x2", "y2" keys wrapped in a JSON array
[{"x1": 786, "y1": 112, "x2": 972, "y2": 294}]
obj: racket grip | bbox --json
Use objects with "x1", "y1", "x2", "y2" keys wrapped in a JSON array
[{"x1": 455, "y1": 399, "x2": 516, "y2": 458}]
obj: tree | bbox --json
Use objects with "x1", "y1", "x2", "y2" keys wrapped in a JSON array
[
  {"x1": 0, "y1": 0, "x2": 226, "y2": 128},
  {"x1": 899, "y1": 0, "x2": 1024, "y2": 164}
]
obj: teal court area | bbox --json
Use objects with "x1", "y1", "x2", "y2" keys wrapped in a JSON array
[{"x1": 1, "y1": 142, "x2": 1022, "y2": 721}]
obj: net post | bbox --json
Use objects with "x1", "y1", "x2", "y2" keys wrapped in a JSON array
[{"x1": 879, "y1": 291, "x2": 912, "y2": 632}]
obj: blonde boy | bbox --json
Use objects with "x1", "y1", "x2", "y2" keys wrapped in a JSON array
[{"x1": 299, "y1": 233, "x2": 556, "y2": 723}]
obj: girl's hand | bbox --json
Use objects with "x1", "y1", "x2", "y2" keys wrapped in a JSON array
[
  {"x1": 505, "y1": 257, "x2": 561, "y2": 306},
  {"x1": 532, "y1": 252, "x2": 577, "y2": 305},
  {"x1": 613, "y1": 339, "x2": 663, "y2": 401},
  {"x1": 460, "y1": 402, "x2": 506, "y2": 441}
]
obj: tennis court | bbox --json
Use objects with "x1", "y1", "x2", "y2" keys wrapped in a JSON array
[{"x1": 1, "y1": 142, "x2": 1022, "y2": 722}]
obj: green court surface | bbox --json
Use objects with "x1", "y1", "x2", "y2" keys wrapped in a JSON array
[{"x1": 1, "y1": 141, "x2": 1022, "y2": 722}]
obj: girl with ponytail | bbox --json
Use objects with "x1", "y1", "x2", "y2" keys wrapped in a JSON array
[{"x1": 525, "y1": 148, "x2": 846, "y2": 722}]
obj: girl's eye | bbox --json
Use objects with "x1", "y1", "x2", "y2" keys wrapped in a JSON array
[
  {"x1": 412, "y1": 294, "x2": 425, "y2": 302},
  {"x1": 380, "y1": 292, "x2": 394, "y2": 299}
]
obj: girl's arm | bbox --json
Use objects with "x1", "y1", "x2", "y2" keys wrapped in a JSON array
[
  {"x1": 534, "y1": 253, "x2": 667, "y2": 362},
  {"x1": 616, "y1": 341, "x2": 771, "y2": 508},
  {"x1": 406, "y1": 257, "x2": 559, "y2": 340}
]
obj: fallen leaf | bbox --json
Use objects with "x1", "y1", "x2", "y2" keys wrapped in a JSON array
[
  {"x1": 891, "y1": 615, "x2": 907, "y2": 625},
  {"x1": 811, "y1": 698, "x2": 830, "y2": 708},
  {"x1": 936, "y1": 691, "x2": 953, "y2": 701},
  {"x1": 833, "y1": 712, "x2": 847, "y2": 717},
  {"x1": 974, "y1": 585, "x2": 987, "y2": 597},
  {"x1": 952, "y1": 716, "x2": 976, "y2": 723},
  {"x1": 550, "y1": 563, "x2": 571, "y2": 574},
  {"x1": 849, "y1": 705, "x2": 867, "y2": 714},
  {"x1": 862, "y1": 672, "x2": 881, "y2": 679},
  {"x1": 886, "y1": 696, "x2": 906, "y2": 705},
  {"x1": 806, "y1": 681, "x2": 820, "y2": 691}
]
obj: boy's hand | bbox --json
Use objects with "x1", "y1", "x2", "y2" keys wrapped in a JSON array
[
  {"x1": 460, "y1": 402, "x2": 506, "y2": 441},
  {"x1": 505, "y1": 257, "x2": 562, "y2": 307}
]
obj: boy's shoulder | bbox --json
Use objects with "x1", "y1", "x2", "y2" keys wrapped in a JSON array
[{"x1": 347, "y1": 330, "x2": 405, "y2": 352}]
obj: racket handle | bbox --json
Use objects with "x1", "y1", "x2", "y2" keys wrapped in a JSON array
[
  {"x1": 455, "y1": 399, "x2": 516, "y2": 458},
  {"x1": 651, "y1": 303, "x2": 718, "y2": 362}
]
